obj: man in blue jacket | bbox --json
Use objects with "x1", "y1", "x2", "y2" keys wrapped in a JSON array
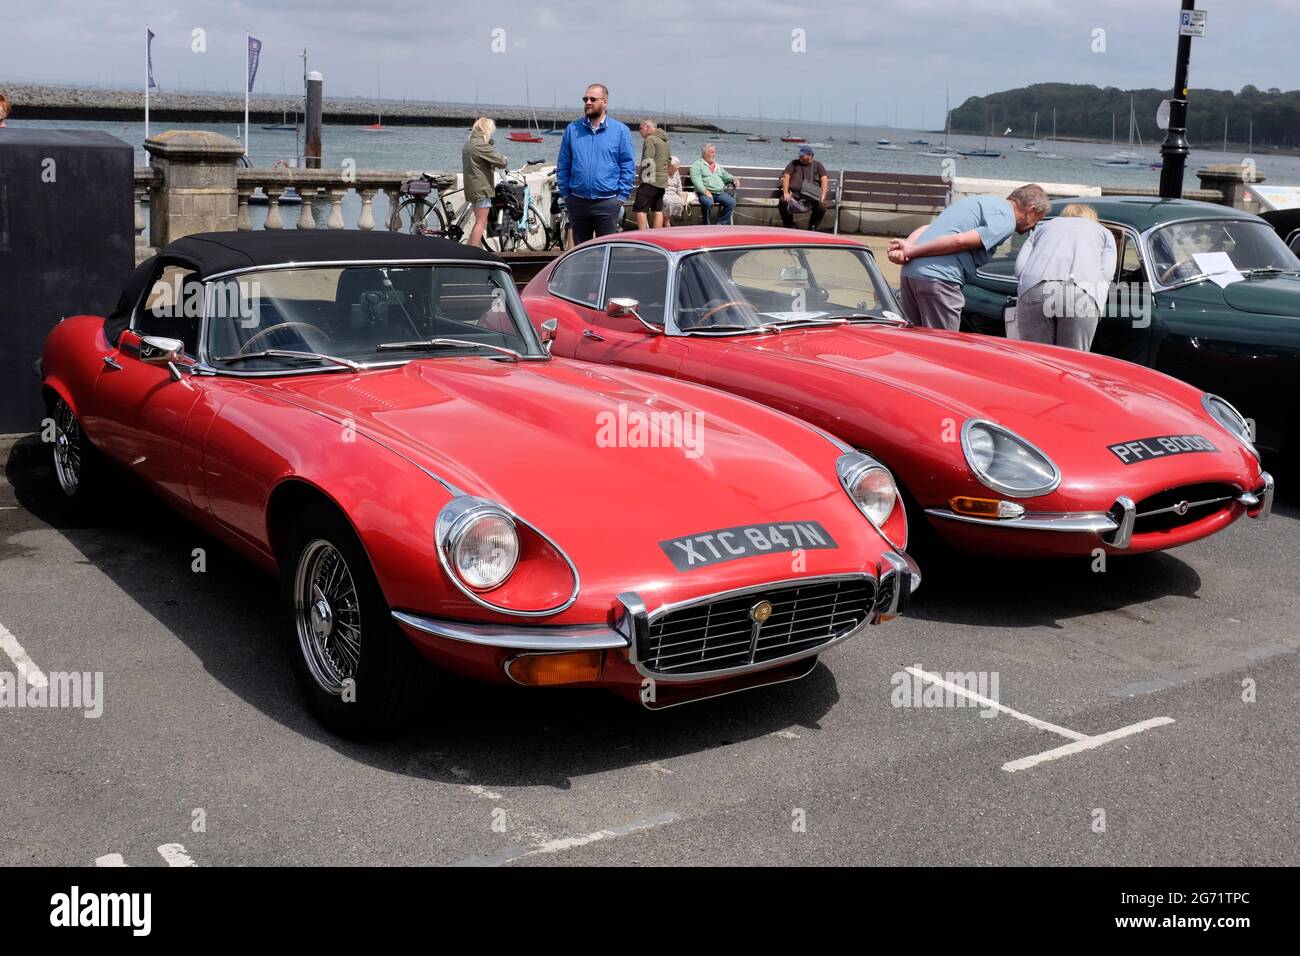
[{"x1": 557, "y1": 84, "x2": 637, "y2": 245}]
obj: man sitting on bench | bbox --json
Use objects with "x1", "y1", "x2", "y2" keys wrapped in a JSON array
[{"x1": 780, "y1": 145, "x2": 830, "y2": 231}]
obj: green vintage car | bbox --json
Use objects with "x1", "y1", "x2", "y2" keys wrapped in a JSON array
[{"x1": 961, "y1": 197, "x2": 1300, "y2": 464}]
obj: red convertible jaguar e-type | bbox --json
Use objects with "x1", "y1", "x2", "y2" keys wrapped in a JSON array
[
  {"x1": 38, "y1": 231, "x2": 917, "y2": 735},
  {"x1": 522, "y1": 227, "x2": 1273, "y2": 560}
]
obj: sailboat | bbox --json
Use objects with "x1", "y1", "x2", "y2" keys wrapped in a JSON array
[
  {"x1": 958, "y1": 109, "x2": 1000, "y2": 157},
  {"x1": 1037, "y1": 109, "x2": 1064, "y2": 160},
  {"x1": 780, "y1": 130, "x2": 807, "y2": 143},
  {"x1": 359, "y1": 72, "x2": 391, "y2": 132},
  {"x1": 1094, "y1": 99, "x2": 1143, "y2": 164},
  {"x1": 508, "y1": 68, "x2": 544, "y2": 142},
  {"x1": 920, "y1": 89, "x2": 955, "y2": 156},
  {"x1": 747, "y1": 101, "x2": 770, "y2": 142},
  {"x1": 1018, "y1": 112, "x2": 1040, "y2": 151},
  {"x1": 847, "y1": 102, "x2": 860, "y2": 145},
  {"x1": 263, "y1": 105, "x2": 296, "y2": 131}
]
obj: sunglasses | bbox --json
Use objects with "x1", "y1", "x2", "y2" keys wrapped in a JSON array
[{"x1": 582, "y1": 96, "x2": 603, "y2": 102}]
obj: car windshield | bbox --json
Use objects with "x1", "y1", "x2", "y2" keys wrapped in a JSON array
[
  {"x1": 674, "y1": 246, "x2": 898, "y2": 333},
  {"x1": 1147, "y1": 220, "x2": 1300, "y2": 286},
  {"x1": 204, "y1": 264, "x2": 544, "y2": 370}
]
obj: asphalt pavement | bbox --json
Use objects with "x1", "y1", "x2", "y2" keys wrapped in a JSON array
[{"x1": 1, "y1": 432, "x2": 1296, "y2": 867}]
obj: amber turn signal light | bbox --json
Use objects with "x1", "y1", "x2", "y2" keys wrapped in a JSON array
[
  {"x1": 507, "y1": 650, "x2": 603, "y2": 686},
  {"x1": 949, "y1": 496, "x2": 1025, "y2": 520}
]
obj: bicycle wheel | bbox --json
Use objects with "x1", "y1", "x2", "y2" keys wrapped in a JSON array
[
  {"x1": 398, "y1": 196, "x2": 448, "y2": 237},
  {"x1": 520, "y1": 202, "x2": 548, "y2": 252}
]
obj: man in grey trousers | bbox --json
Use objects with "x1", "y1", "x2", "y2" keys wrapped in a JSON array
[{"x1": 888, "y1": 184, "x2": 1050, "y2": 331}]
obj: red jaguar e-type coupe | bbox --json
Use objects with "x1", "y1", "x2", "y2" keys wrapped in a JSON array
[
  {"x1": 38, "y1": 231, "x2": 917, "y2": 735},
  {"x1": 522, "y1": 227, "x2": 1273, "y2": 560}
]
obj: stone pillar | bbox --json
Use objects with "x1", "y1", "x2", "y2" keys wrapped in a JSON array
[
  {"x1": 1197, "y1": 164, "x2": 1267, "y2": 213},
  {"x1": 144, "y1": 130, "x2": 246, "y2": 247}
]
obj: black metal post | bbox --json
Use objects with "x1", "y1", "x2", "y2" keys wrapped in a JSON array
[{"x1": 1159, "y1": 0, "x2": 1196, "y2": 198}]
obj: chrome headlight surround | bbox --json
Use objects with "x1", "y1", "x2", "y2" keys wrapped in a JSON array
[
  {"x1": 837, "y1": 451, "x2": 898, "y2": 530},
  {"x1": 1202, "y1": 393, "x2": 1259, "y2": 460},
  {"x1": 434, "y1": 495, "x2": 582, "y2": 617},
  {"x1": 437, "y1": 497, "x2": 519, "y2": 592},
  {"x1": 960, "y1": 419, "x2": 1062, "y2": 499}
]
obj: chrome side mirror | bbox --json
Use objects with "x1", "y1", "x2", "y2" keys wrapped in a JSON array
[
  {"x1": 138, "y1": 336, "x2": 185, "y2": 365},
  {"x1": 539, "y1": 317, "x2": 558, "y2": 353},
  {"x1": 605, "y1": 298, "x2": 663, "y2": 335}
]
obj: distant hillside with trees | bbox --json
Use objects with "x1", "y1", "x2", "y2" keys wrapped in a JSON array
[{"x1": 950, "y1": 83, "x2": 1299, "y2": 149}]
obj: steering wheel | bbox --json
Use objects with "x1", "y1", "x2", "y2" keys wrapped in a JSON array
[
  {"x1": 697, "y1": 300, "x2": 751, "y2": 326},
  {"x1": 239, "y1": 321, "x2": 333, "y2": 354},
  {"x1": 1158, "y1": 259, "x2": 1196, "y2": 285}
]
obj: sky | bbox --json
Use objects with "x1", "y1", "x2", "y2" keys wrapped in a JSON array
[{"x1": 3, "y1": 0, "x2": 1295, "y2": 125}]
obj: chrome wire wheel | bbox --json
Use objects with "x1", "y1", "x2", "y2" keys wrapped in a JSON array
[
  {"x1": 294, "y1": 539, "x2": 363, "y2": 695},
  {"x1": 52, "y1": 399, "x2": 82, "y2": 497}
]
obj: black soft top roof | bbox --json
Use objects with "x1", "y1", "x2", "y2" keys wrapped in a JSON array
[
  {"x1": 103, "y1": 230, "x2": 505, "y2": 345},
  {"x1": 155, "y1": 229, "x2": 502, "y2": 279}
]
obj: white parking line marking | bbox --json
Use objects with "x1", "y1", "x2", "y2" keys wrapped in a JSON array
[
  {"x1": 904, "y1": 667, "x2": 1087, "y2": 741},
  {"x1": 94, "y1": 853, "x2": 127, "y2": 867},
  {"x1": 905, "y1": 666, "x2": 1174, "y2": 773},
  {"x1": 1002, "y1": 717, "x2": 1176, "y2": 773},
  {"x1": 0, "y1": 621, "x2": 48, "y2": 689},
  {"x1": 453, "y1": 813, "x2": 679, "y2": 867},
  {"x1": 449, "y1": 766, "x2": 502, "y2": 801},
  {"x1": 157, "y1": 843, "x2": 196, "y2": 867}
]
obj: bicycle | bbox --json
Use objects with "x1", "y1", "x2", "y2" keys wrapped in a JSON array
[
  {"x1": 544, "y1": 173, "x2": 569, "y2": 251},
  {"x1": 458, "y1": 162, "x2": 548, "y2": 253},
  {"x1": 395, "y1": 172, "x2": 465, "y2": 241}
]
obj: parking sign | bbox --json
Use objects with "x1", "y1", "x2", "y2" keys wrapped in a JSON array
[{"x1": 1180, "y1": 9, "x2": 1206, "y2": 36}]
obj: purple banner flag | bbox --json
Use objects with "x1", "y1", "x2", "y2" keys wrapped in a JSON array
[
  {"x1": 247, "y1": 36, "x2": 263, "y2": 93},
  {"x1": 147, "y1": 28, "x2": 157, "y2": 90}
]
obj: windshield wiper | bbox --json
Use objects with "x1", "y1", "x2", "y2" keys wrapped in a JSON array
[
  {"x1": 680, "y1": 323, "x2": 781, "y2": 336},
  {"x1": 1242, "y1": 266, "x2": 1300, "y2": 277},
  {"x1": 215, "y1": 349, "x2": 361, "y2": 370},
  {"x1": 839, "y1": 312, "x2": 909, "y2": 326},
  {"x1": 375, "y1": 338, "x2": 522, "y2": 361},
  {"x1": 769, "y1": 316, "x2": 848, "y2": 329}
]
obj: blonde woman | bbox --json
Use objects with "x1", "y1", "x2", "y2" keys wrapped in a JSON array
[
  {"x1": 1012, "y1": 202, "x2": 1116, "y2": 350},
  {"x1": 462, "y1": 117, "x2": 509, "y2": 248}
]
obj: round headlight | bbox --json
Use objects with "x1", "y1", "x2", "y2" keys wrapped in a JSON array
[
  {"x1": 962, "y1": 420, "x2": 1060, "y2": 497},
  {"x1": 450, "y1": 512, "x2": 519, "y2": 590},
  {"x1": 837, "y1": 453, "x2": 897, "y2": 527},
  {"x1": 1202, "y1": 393, "x2": 1258, "y2": 458}
]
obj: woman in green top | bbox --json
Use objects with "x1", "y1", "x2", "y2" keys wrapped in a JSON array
[
  {"x1": 689, "y1": 144, "x2": 740, "y2": 225},
  {"x1": 462, "y1": 117, "x2": 509, "y2": 248}
]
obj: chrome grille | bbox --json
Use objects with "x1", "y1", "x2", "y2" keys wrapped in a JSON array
[
  {"x1": 1133, "y1": 482, "x2": 1238, "y2": 534},
  {"x1": 640, "y1": 577, "x2": 876, "y2": 677}
]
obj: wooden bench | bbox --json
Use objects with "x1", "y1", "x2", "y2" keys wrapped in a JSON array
[{"x1": 833, "y1": 171, "x2": 948, "y2": 233}]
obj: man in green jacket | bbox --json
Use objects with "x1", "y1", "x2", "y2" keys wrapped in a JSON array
[
  {"x1": 635, "y1": 119, "x2": 672, "y2": 229},
  {"x1": 690, "y1": 144, "x2": 740, "y2": 225}
]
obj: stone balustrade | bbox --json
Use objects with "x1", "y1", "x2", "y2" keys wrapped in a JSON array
[{"x1": 234, "y1": 168, "x2": 428, "y2": 234}]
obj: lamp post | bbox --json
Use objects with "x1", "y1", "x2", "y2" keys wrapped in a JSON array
[{"x1": 1159, "y1": 0, "x2": 1197, "y2": 199}]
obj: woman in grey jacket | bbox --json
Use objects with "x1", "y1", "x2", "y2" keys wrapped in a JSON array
[
  {"x1": 462, "y1": 118, "x2": 509, "y2": 248},
  {"x1": 1012, "y1": 203, "x2": 1117, "y2": 350}
]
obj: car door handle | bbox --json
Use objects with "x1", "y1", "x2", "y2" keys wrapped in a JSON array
[
  {"x1": 102, "y1": 355, "x2": 122, "y2": 370},
  {"x1": 582, "y1": 329, "x2": 605, "y2": 342}
]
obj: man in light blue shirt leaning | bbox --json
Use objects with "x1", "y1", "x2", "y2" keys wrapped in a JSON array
[
  {"x1": 556, "y1": 83, "x2": 637, "y2": 245},
  {"x1": 888, "y1": 184, "x2": 1050, "y2": 331}
]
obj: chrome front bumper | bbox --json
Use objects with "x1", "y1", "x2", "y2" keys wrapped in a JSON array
[
  {"x1": 391, "y1": 551, "x2": 920, "y2": 657},
  {"x1": 925, "y1": 472, "x2": 1274, "y2": 549}
]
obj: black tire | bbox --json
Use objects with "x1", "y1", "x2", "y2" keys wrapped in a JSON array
[
  {"x1": 520, "y1": 202, "x2": 548, "y2": 251},
  {"x1": 280, "y1": 501, "x2": 431, "y2": 738},
  {"x1": 400, "y1": 196, "x2": 447, "y2": 237},
  {"x1": 48, "y1": 396, "x2": 106, "y2": 515}
]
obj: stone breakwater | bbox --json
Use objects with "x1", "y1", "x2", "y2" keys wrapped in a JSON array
[{"x1": 0, "y1": 82, "x2": 721, "y2": 132}]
